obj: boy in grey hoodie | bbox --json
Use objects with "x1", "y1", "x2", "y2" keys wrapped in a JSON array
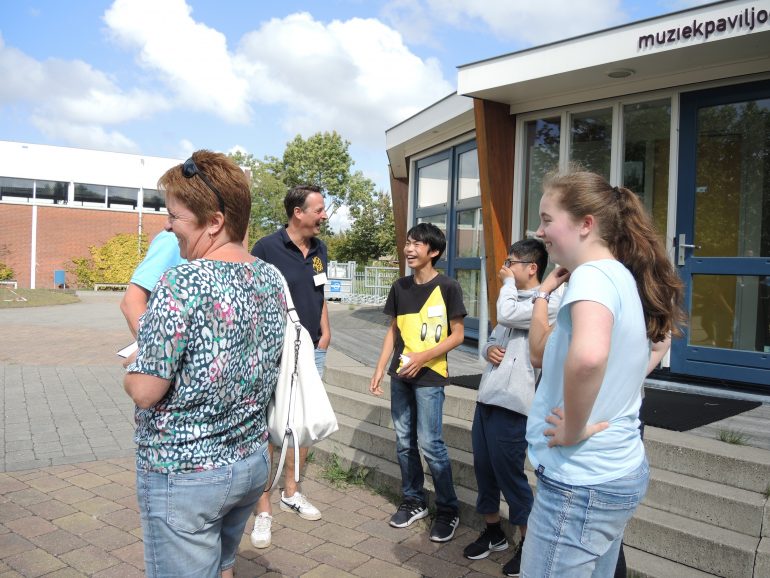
[{"x1": 462, "y1": 239, "x2": 560, "y2": 577}]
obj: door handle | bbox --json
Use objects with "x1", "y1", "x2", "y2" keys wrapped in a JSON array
[{"x1": 677, "y1": 234, "x2": 701, "y2": 266}]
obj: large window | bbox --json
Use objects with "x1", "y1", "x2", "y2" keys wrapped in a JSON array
[
  {"x1": 570, "y1": 108, "x2": 612, "y2": 178},
  {"x1": 108, "y1": 186, "x2": 138, "y2": 209},
  {"x1": 74, "y1": 183, "x2": 106, "y2": 205},
  {"x1": 142, "y1": 188, "x2": 166, "y2": 211},
  {"x1": 0, "y1": 177, "x2": 34, "y2": 202},
  {"x1": 521, "y1": 98, "x2": 672, "y2": 242},
  {"x1": 623, "y1": 99, "x2": 671, "y2": 238},
  {"x1": 35, "y1": 180, "x2": 68, "y2": 204},
  {"x1": 414, "y1": 141, "x2": 482, "y2": 335}
]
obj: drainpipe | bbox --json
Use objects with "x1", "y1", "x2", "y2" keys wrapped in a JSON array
[{"x1": 478, "y1": 240, "x2": 488, "y2": 361}]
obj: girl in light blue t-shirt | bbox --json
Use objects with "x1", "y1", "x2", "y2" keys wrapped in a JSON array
[{"x1": 521, "y1": 170, "x2": 684, "y2": 577}]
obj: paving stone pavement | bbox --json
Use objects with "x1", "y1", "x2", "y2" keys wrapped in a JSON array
[{"x1": 0, "y1": 293, "x2": 508, "y2": 576}]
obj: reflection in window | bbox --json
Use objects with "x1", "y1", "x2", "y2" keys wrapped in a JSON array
[
  {"x1": 35, "y1": 179, "x2": 68, "y2": 204},
  {"x1": 457, "y1": 149, "x2": 480, "y2": 200},
  {"x1": 417, "y1": 214, "x2": 447, "y2": 236},
  {"x1": 523, "y1": 117, "x2": 560, "y2": 236},
  {"x1": 456, "y1": 209, "x2": 483, "y2": 258},
  {"x1": 694, "y1": 98, "x2": 770, "y2": 258},
  {"x1": 108, "y1": 186, "x2": 138, "y2": 208},
  {"x1": 570, "y1": 108, "x2": 612, "y2": 179},
  {"x1": 74, "y1": 183, "x2": 106, "y2": 205},
  {"x1": 623, "y1": 100, "x2": 670, "y2": 239},
  {"x1": 142, "y1": 188, "x2": 166, "y2": 211},
  {"x1": 456, "y1": 269, "x2": 480, "y2": 318},
  {"x1": 417, "y1": 159, "x2": 449, "y2": 208},
  {"x1": 690, "y1": 274, "x2": 769, "y2": 352},
  {"x1": 0, "y1": 176, "x2": 34, "y2": 202}
]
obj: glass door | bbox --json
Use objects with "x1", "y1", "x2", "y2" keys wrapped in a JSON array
[{"x1": 673, "y1": 80, "x2": 770, "y2": 386}]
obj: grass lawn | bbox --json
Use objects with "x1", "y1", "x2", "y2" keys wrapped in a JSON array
[{"x1": 0, "y1": 287, "x2": 80, "y2": 308}]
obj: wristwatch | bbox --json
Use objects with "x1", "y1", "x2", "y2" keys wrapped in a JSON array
[{"x1": 531, "y1": 291, "x2": 551, "y2": 304}]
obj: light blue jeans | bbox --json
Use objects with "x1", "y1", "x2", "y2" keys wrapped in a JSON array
[
  {"x1": 314, "y1": 347, "x2": 327, "y2": 380},
  {"x1": 136, "y1": 441, "x2": 270, "y2": 577},
  {"x1": 521, "y1": 459, "x2": 649, "y2": 578},
  {"x1": 390, "y1": 377, "x2": 459, "y2": 514}
]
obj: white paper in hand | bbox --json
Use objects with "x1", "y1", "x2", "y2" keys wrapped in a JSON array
[{"x1": 117, "y1": 342, "x2": 138, "y2": 358}]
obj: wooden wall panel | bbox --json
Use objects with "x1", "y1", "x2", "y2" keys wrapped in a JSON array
[
  {"x1": 474, "y1": 98, "x2": 516, "y2": 327},
  {"x1": 390, "y1": 172, "x2": 409, "y2": 277}
]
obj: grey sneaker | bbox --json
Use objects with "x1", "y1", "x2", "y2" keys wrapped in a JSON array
[
  {"x1": 389, "y1": 501, "x2": 429, "y2": 528},
  {"x1": 429, "y1": 511, "x2": 459, "y2": 542}
]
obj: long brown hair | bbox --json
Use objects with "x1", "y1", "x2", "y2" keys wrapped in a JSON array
[{"x1": 543, "y1": 169, "x2": 685, "y2": 342}]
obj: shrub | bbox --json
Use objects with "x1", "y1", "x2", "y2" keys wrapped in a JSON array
[
  {"x1": 70, "y1": 233, "x2": 148, "y2": 288},
  {"x1": 0, "y1": 261, "x2": 14, "y2": 281}
]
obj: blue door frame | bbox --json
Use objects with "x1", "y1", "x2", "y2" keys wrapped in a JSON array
[{"x1": 671, "y1": 80, "x2": 770, "y2": 387}]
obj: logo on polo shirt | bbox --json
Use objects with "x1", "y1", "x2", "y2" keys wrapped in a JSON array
[{"x1": 312, "y1": 256, "x2": 324, "y2": 273}]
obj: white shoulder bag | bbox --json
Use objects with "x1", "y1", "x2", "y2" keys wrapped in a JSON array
[{"x1": 266, "y1": 275, "x2": 338, "y2": 490}]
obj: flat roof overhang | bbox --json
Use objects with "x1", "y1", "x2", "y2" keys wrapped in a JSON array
[
  {"x1": 458, "y1": 0, "x2": 770, "y2": 113},
  {"x1": 385, "y1": 93, "x2": 474, "y2": 180}
]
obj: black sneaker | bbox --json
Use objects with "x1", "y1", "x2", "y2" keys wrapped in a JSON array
[
  {"x1": 429, "y1": 511, "x2": 459, "y2": 542},
  {"x1": 502, "y1": 537, "x2": 524, "y2": 577},
  {"x1": 389, "y1": 501, "x2": 429, "y2": 528},
  {"x1": 463, "y1": 524, "x2": 508, "y2": 559}
]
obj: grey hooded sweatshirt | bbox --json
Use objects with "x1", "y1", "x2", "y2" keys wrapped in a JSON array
[{"x1": 478, "y1": 278, "x2": 561, "y2": 416}]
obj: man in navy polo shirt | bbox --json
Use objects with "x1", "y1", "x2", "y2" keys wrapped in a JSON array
[{"x1": 249, "y1": 184, "x2": 331, "y2": 549}]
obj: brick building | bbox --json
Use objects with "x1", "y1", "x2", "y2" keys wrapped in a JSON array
[{"x1": 0, "y1": 141, "x2": 182, "y2": 289}]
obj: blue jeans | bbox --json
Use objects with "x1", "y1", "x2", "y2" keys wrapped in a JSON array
[
  {"x1": 521, "y1": 459, "x2": 649, "y2": 578},
  {"x1": 472, "y1": 403, "x2": 532, "y2": 526},
  {"x1": 390, "y1": 377, "x2": 458, "y2": 514},
  {"x1": 314, "y1": 347, "x2": 327, "y2": 380},
  {"x1": 136, "y1": 442, "x2": 270, "y2": 577}
]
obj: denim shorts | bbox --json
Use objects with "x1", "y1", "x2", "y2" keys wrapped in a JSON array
[
  {"x1": 314, "y1": 347, "x2": 327, "y2": 380},
  {"x1": 136, "y1": 441, "x2": 270, "y2": 577},
  {"x1": 520, "y1": 459, "x2": 649, "y2": 578}
]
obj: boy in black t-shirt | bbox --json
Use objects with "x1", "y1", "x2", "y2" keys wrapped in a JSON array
[{"x1": 370, "y1": 223, "x2": 467, "y2": 542}]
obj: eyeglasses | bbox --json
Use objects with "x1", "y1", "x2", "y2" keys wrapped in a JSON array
[
  {"x1": 504, "y1": 259, "x2": 533, "y2": 268},
  {"x1": 182, "y1": 157, "x2": 226, "y2": 213}
]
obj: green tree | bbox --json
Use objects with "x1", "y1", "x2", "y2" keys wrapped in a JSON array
[
  {"x1": 270, "y1": 132, "x2": 375, "y2": 223},
  {"x1": 336, "y1": 190, "x2": 396, "y2": 264},
  {"x1": 230, "y1": 151, "x2": 287, "y2": 242},
  {"x1": 70, "y1": 233, "x2": 148, "y2": 288}
]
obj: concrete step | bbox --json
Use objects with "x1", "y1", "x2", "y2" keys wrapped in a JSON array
[
  {"x1": 325, "y1": 366, "x2": 478, "y2": 421},
  {"x1": 326, "y1": 384, "x2": 475, "y2": 453},
  {"x1": 644, "y1": 426, "x2": 770, "y2": 494},
  {"x1": 311, "y1": 437, "x2": 506, "y2": 534},
  {"x1": 326, "y1": 383, "x2": 768, "y2": 539},
  {"x1": 326, "y1": 365, "x2": 770, "y2": 496},
  {"x1": 645, "y1": 468, "x2": 765, "y2": 537},
  {"x1": 623, "y1": 545, "x2": 718, "y2": 577},
  {"x1": 625, "y1": 504, "x2": 759, "y2": 578}
]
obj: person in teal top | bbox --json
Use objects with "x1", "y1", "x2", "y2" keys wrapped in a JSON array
[
  {"x1": 120, "y1": 230, "x2": 185, "y2": 337},
  {"x1": 522, "y1": 169, "x2": 684, "y2": 577}
]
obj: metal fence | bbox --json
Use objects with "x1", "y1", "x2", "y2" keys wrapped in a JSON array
[{"x1": 326, "y1": 263, "x2": 399, "y2": 305}]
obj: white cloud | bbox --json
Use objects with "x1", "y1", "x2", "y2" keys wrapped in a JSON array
[
  {"x1": 177, "y1": 139, "x2": 195, "y2": 158},
  {"x1": 31, "y1": 117, "x2": 139, "y2": 153},
  {"x1": 104, "y1": 0, "x2": 252, "y2": 124},
  {"x1": 379, "y1": 0, "x2": 440, "y2": 48},
  {"x1": 422, "y1": 0, "x2": 627, "y2": 45},
  {"x1": 0, "y1": 33, "x2": 164, "y2": 152},
  {"x1": 236, "y1": 12, "x2": 453, "y2": 147}
]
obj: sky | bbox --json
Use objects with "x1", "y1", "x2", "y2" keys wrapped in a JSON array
[{"x1": 0, "y1": 0, "x2": 710, "y2": 229}]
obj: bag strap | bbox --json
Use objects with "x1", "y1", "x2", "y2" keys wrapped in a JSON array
[{"x1": 269, "y1": 274, "x2": 303, "y2": 491}]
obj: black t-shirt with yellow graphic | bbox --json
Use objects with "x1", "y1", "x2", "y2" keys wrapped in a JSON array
[{"x1": 384, "y1": 274, "x2": 467, "y2": 386}]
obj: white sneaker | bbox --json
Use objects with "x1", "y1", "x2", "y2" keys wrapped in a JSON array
[
  {"x1": 250, "y1": 512, "x2": 272, "y2": 548},
  {"x1": 279, "y1": 491, "x2": 322, "y2": 520}
]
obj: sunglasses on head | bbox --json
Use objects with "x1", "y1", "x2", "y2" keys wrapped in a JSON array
[{"x1": 182, "y1": 156, "x2": 226, "y2": 213}]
